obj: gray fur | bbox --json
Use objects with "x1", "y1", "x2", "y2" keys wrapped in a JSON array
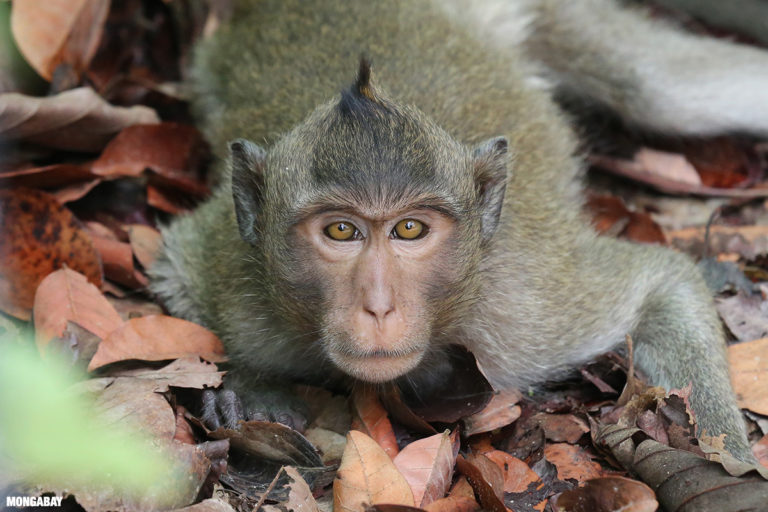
[{"x1": 149, "y1": 0, "x2": 760, "y2": 460}]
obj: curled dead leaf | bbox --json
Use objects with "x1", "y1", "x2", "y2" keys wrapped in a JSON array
[
  {"x1": 88, "y1": 315, "x2": 226, "y2": 371},
  {"x1": 455, "y1": 454, "x2": 506, "y2": 512},
  {"x1": 0, "y1": 87, "x2": 159, "y2": 151},
  {"x1": 351, "y1": 386, "x2": 400, "y2": 459}
]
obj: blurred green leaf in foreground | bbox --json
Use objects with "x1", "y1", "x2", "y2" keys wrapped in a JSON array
[{"x1": 0, "y1": 330, "x2": 175, "y2": 497}]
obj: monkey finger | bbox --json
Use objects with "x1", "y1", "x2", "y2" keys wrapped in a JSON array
[
  {"x1": 215, "y1": 388, "x2": 246, "y2": 430},
  {"x1": 201, "y1": 389, "x2": 222, "y2": 430}
]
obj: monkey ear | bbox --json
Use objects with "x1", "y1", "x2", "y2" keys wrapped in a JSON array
[
  {"x1": 472, "y1": 136, "x2": 509, "y2": 242},
  {"x1": 230, "y1": 139, "x2": 267, "y2": 246}
]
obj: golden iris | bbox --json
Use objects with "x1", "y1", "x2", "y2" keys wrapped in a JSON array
[
  {"x1": 394, "y1": 219, "x2": 424, "y2": 239},
  {"x1": 325, "y1": 222, "x2": 357, "y2": 240}
]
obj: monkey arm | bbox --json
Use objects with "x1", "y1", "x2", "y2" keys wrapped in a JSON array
[{"x1": 622, "y1": 245, "x2": 751, "y2": 460}]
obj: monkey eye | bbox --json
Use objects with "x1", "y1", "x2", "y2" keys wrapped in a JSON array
[
  {"x1": 324, "y1": 221, "x2": 360, "y2": 241},
  {"x1": 392, "y1": 219, "x2": 426, "y2": 240}
]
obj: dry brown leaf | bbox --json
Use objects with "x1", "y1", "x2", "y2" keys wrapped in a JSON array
[
  {"x1": 107, "y1": 295, "x2": 164, "y2": 320},
  {"x1": 147, "y1": 184, "x2": 193, "y2": 214},
  {"x1": 0, "y1": 188, "x2": 102, "y2": 320},
  {"x1": 89, "y1": 233, "x2": 149, "y2": 289},
  {"x1": 449, "y1": 476, "x2": 475, "y2": 499},
  {"x1": 304, "y1": 427, "x2": 347, "y2": 464},
  {"x1": 0, "y1": 87, "x2": 159, "y2": 151},
  {"x1": 88, "y1": 314, "x2": 226, "y2": 371},
  {"x1": 33, "y1": 267, "x2": 123, "y2": 354},
  {"x1": 550, "y1": 476, "x2": 658, "y2": 512},
  {"x1": 484, "y1": 450, "x2": 539, "y2": 493},
  {"x1": 543, "y1": 443, "x2": 603, "y2": 483},
  {"x1": 533, "y1": 413, "x2": 590, "y2": 444},
  {"x1": 455, "y1": 454, "x2": 506, "y2": 512},
  {"x1": 728, "y1": 337, "x2": 768, "y2": 415},
  {"x1": 351, "y1": 387, "x2": 400, "y2": 459},
  {"x1": 667, "y1": 225, "x2": 768, "y2": 260},
  {"x1": 110, "y1": 357, "x2": 225, "y2": 391},
  {"x1": 634, "y1": 148, "x2": 702, "y2": 186},
  {"x1": 0, "y1": 162, "x2": 96, "y2": 189},
  {"x1": 753, "y1": 434, "x2": 768, "y2": 470},
  {"x1": 590, "y1": 154, "x2": 768, "y2": 198},
  {"x1": 261, "y1": 466, "x2": 321, "y2": 512},
  {"x1": 174, "y1": 405, "x2": 196, "y2": 445},
  {"x1": 595, "y1": 428, "x2": 768, "y2": 512},
  {"x1": 717, "y1": 293, "x2": 768, "y2": 344},
  {"x1": 393, "y1": 430, "x2": 459, "y2": 507},
  {"x1": 93, "y1": 377, "x2": 176, "y2": 439},
  {"x1": 423, "y1": 497, "x2": 480, "y2": 512},
  {"x1": 92, "y1": 122, "x2": 208, "y2": 185},
  {"x1": 462, "y1": 389, "x2": 522, "y2": 436},
  {"x1": 127, "y1": 224, "x2": 162, "y2": 269},
  {"x1": 175, "y1": 497, "x2": 237, "y2": 512},
  {"x1": 10, "y1": 0, "x2": 108, "y2": 81},
  {"x1": 51, "y1": 179, "x2": 102, "y2": 203},
  {"x1": 209, "y1": 421, "x2": 322, "y2": 467},
  {"x1": 586, "y1": 195, "x2": 666, "y2": 244},
  {"x1": 333, "y1": 430, "x2": 415, "y2": 510}
]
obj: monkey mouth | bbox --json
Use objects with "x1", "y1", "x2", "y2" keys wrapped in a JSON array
[{"x1": 329, "y1": 348, "x2": 424, "y2": 383}]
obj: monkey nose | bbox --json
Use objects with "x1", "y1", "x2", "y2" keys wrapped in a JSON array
[{"x1": 363, "y1": 300, "x2": 395, "y2": 324}]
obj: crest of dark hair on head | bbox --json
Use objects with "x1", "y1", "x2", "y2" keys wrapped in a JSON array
[{"x1": 338, "y1": 57, "x2": 388, "y2": 117}]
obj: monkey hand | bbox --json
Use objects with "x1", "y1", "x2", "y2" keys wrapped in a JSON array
[{"x1": 201, "y1": 386, "x2": 309, "y2": 433}]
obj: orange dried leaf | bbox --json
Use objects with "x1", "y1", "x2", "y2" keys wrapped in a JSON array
[
  {"x1": 351, "y1": 387, "x2": 400, "y2": 459},
  {"x1": 88, "y1": 315, "x2": 227, "y2": 371},
  {"x1": 484, "y1": 450, "x2": 539, "y2": 493},
  {"x1": 89, "y1": 234, "x2": 148, "y2": 289},
  {"x1": 0, "y1": 188, "x2": 102, "y2": 320},
  {"x1": 11, "y1": 0, "x2": 109, "y2": 81},
  {"x1": 463, "y1": 389, "x2": 522, "y2": 436},
  {"x1": 449, "y1": 477, "x2": 476, "y2": 499},
  {"x1": 333, "y1": 430, "x2": 415, "y2": 510},
  {"x1": 393, "y1": 430, "x2": 459, "y2": 507},
  {"x1": 33, "y1": 267, "x2": 123, "y2": 354},
  {"x1": 728, "y1": 337, "x2": 768, "y2": 415},
  {"x1": 544, "y1": 443, "x2": 603, "y2": 483},
  {"x1": 533, "y1": 413, "x2": 590, "y2": 443},
  {"x1": 126, "y1": 224, "x2": 162, "y2": 270},
  {"x1": 424, "y1": 497, "x2": 480, "y2": 512},
  {"x1": 92, "y1": 123, "x2": 208, "y2": 184}
]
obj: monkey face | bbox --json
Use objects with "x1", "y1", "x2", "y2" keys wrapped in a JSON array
[
  {"x1": 293, "y1": 205, "x2": 463, "y2": 383},
  {"x1": 228, "y1": 67, "x2": 510, "y2": 384}
]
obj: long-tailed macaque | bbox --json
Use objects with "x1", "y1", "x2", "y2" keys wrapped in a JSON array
[{"x1": 149, "y1": 0, "x2": 768, "y2": 461}]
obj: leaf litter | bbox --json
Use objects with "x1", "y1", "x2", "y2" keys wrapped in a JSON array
[{"x1": 2, "y1": 1, "x2": 768, "y2": 511}]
